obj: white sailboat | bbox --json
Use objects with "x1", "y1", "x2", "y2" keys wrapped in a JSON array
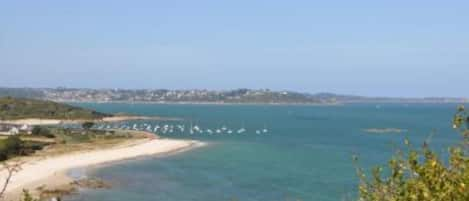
[
  {"x1": 262, "y1": 124, "x2": 268, "y2": 133},
  {"x1": 193, "y1": 125, "x2": 200, "y2": 132},
  {"x1": 189, "y1": 121, "x2": 194, "y2": 135}
]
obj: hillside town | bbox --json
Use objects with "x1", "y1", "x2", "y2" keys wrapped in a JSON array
[
  {"x1": 0, "y1": 87, "x2": 467, "y2": 104},
  {"x1": 1, "y1": 88, "x2": 332, "y2": 104}
]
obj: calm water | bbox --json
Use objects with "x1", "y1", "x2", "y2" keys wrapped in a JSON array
[{"x1": 64, "y1": 103, "x2": 462, "y2": 201}]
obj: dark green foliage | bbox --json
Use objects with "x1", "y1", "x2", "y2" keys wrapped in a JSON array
[
  {"x1": 81, "y1": 122, "x2": 95, "y2": 130},
  {"x1": 0, "y1": 136, "x2": 48, "y2": 161},
  {"x1": 0, "y1": 136, "x2": 23, "y2": 160},
  {"x1": 31, "y1": 126, "x2": 54, "y2": 138},
  {"x1": 0, "y1": 97, "x2": 112, "y2": 120}
]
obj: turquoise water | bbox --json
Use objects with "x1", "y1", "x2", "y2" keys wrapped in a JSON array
[{"x1": 65, "y1": 103, "x2": 462, "y2": 201}]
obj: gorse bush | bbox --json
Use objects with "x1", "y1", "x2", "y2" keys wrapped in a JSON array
[{"x1": 355, "y1": 105, "x2": 469, "y2": 201}]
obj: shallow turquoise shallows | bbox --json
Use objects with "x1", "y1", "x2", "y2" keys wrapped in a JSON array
[{"x1": 64, "y1": 103, "x2": 463, "y2": 201}]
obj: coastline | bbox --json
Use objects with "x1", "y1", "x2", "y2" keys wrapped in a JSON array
[
  {"x1": 1, "y1": 135, "x2": 204, "y2": 200},
  {"x1": 59, "y1": 100, "x2": 342, "y2": 106},
  {"x1": 0, "y1": 115, "x2": 182, "y2": 126}
]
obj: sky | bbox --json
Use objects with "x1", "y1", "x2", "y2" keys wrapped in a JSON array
[{"x1": 0, "y1": 0, "x2": 468, "y2": 97}]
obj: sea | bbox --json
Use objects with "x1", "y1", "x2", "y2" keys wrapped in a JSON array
[{"x1": 63, "y1": 103, "x2": 463, "y2": 201}]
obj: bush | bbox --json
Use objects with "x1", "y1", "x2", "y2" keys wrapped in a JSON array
[
  {"x1": 81, "y1": 121, "x2": 95, "y2": 130},
  {"x1": 0, "y1": 136, "x2": 24, "y2": 160},
  {"x1": 355, "y1": 105, "x2": 469, "y2": 201},
  {"x1": 0, "y1": 136, "x2": 48, "y2": 161},
  {"x1": 31, "y1": 126, "x2": 54, "y2": 138}
]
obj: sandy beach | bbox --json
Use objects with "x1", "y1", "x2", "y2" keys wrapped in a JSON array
[{"x1": 1, "y1": 137, "x2": 203, "y2": 200}]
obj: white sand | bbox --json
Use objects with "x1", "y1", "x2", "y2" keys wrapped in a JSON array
[{"x1": 0, "y1": 138, "x2": 203, "y2": 197}]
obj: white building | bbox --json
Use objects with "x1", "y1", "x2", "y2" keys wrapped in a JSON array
[{"x1": 8, "y1": 127, "x2": 19, "y2": 135}]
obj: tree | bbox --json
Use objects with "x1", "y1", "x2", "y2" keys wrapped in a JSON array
[
  {"x1": 81, "y1": 122, "x2": 95, "y2": 130},
  {"x1": 31, "y1": 126, "x2": 53, "y2": 138},
  {"x1": 0, "y1": 136, "x2": 23, "y2": 160},
  {"x1": 31, "y1": 126, "x2": 41, "y2": 136},
  {"x1": 355, "y1": 105, "x2": 469, "y2": 201}
]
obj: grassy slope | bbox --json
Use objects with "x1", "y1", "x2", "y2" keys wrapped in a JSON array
[{"x1": 0, "y1": 97, "x2": 112, "y2": 120}]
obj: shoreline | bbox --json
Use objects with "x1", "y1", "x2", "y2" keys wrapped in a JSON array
[
  {"x1": 1, "y1": 135, "x2": 204, "y2": 200},
  {"x1": 0, "y1": 115, "x2": 182, "y2": 126}
]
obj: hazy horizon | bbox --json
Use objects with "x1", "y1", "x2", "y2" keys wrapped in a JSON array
[{"x1": 1, "y1": 1, "x2": 468, "y2": 97}]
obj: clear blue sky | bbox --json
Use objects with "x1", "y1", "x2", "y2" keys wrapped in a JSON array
[{"x1": 0, "y1": 0, "x2": 468, "y2": 97}]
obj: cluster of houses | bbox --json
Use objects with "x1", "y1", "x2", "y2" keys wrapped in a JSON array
[{"x1": 0, "y1": 123, "x2": 34, "y2": 135}]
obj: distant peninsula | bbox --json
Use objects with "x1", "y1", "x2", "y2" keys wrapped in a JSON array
[
  {"x1": 0, "y1": 97, "x2": 177, "y2": 125},
  {"x1": 0, "y1": 87, "x2": 467, "y2": 104}
]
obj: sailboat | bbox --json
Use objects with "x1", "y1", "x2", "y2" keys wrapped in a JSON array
[
  {"x1": 153, "y1": 125, "x2": 159, "y2": 133},
  {"x1": 193, "y1": 125, "x2": 200, "y2": 132},
  {"x1": 189, "y1": 121, "x2": 194, "y2": 135},
  {"x1": 262, "y1": 124, "x2": 268, "y2": 133},
  {"x1": 237, "y1": 122, "x2": 246, "y2": 134}
]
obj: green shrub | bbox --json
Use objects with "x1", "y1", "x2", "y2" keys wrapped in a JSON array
[
  {"x1": 0, "y1": 136, "x2": 48, "y2": 161},
  {"x1": 31, "y1": 126, "x2": 55, "y2": 138},
  {"x1": 0, "y1": 136, "x2": 23, "y2": 160},
  {"x1": 81, "y1": 122, "x2": 95, "y2": 130},
  {"x1": 355, "y1": 105, "x2": 469, "y2": 201}
]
